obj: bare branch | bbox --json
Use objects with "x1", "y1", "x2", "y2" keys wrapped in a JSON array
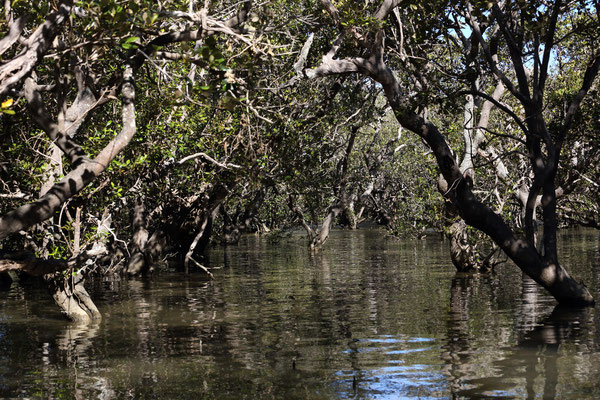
[
  {"x1": 0, "y1": 65, "x2": 137, "y2": 240},
  {"x1": 374, "y1": 0, "x2": 402, "y2": 20},
  {"x1": 0, "y1": 0, "x2": 74, "y2": 96},
  {"x1": 302, "y1": 34, "x2": 364, "y2": 79},
  {"x1": 0, "y1": 16, "x2": 26, "y2": 56},
  {"x1": 490, "y1": 3, "x2": 531, "y2": 101},
  {"x1": 293, "y1": 33, "x2": 314, "y2": 75},
  {"x1": 538, "y1": 0, "x2": 562, "y2": 91},
  {"x1": 305, "y1": 58, "x2": 360, "y2": 79},
  {"x1": 177, "y1": 152, "x2": 241, "y2": 169}
]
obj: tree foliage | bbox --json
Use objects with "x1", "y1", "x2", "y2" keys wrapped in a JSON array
[{"x1": 0, "y1": 0, "x2": 599, "y2": 319}]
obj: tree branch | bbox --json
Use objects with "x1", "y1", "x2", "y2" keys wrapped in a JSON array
[
  {"x1": 374, "y1": 0, "x2": 402, "y2": 21},
  {"x1": 0, "y1": 65, "x2": 137, "y2": 240},
  {"x1": 0, "y1": 16, "x2": 26, "y2": 56},
  {"x1": 0, "y1": 0, "x2": 74, "y2": 96},
  {"x1": 24, "y1": 78, "x2": 91, "y2": 165},
  {"x1": 538, "y1": 0, "x2": 562, "y2": 91},
  {"x1": 490, "y1": 3, "x2": 531, "y2": 102},
  {"x1": 177, "y1": 152, "x2": 241, "y2": 169}
]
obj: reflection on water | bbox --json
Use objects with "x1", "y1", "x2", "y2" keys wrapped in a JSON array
[
  {"x1": 335, "y1": 335, "x2": 445, "y2": 399},
  {"x1": 0, "y1": 228, "x2": 599, "y2": 399}
]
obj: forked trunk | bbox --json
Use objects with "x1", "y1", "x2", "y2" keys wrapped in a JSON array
[{"x1": 46, "y1": 271, "x2": 101, "y2": 323}]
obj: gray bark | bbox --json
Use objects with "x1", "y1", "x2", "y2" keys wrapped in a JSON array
[
  {"x1": 0, "y1": 0, "x2": 73, "y2": 96},
  {"x1": 47, "y1": 271, "x2": 101, "y2": 323},
  {"x1": 0, "y1": 65, "x2": 136, "y2": 240},
  {"x1": 299, "y1": 6, "x2": 595, "y2": 305}
]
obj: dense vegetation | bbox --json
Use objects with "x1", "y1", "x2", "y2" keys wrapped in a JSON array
[{"x1": 0, "y1": 0, "x2": 599, "y2": 320}]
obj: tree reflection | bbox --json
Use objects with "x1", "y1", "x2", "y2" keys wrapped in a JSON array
[
  {"x1": 444, "y1": 270, "x2": 596, "y2": 399},
  {"x1": 441, "y1": 273, "x2": 477, "y2": 394},
  {"x1": 55, "y1": 322, "x2": 118, "y2": 399},
  {"x1": 518, "y1": 305, "x2": 594, "y2": 399}
]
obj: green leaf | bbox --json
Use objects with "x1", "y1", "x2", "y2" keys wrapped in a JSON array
[{"x1": 121, "y1": 36, "x2": 140, "y2": 49}]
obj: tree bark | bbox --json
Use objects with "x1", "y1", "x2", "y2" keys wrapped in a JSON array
[
  {"x1": 298, "y1": 12, "x2": 594, "y2": 305},
  {"x1": 126, "y1": 197, "x2": 150, "y2": 275},
  {"x1": 0, "y1": 65, "x2": 136, "y2": 240},
  {"x1": 47, "y1": 271, "x2": 101, "y2": 323}
]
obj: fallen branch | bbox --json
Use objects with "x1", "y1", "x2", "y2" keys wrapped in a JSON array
[
  {"x1": 0, "y1": 244, "x2": 107, "y2": 276},
  {"x1": 177, "y1": 152, "x2": 241, "y2": 169},
  {"x1": 188, "y1": 256, "x2": 214, "y2": 280}
]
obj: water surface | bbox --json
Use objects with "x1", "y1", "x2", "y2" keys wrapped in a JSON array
[{"x1": 1, "y1": 228, "x2": 599, "y2": 398}]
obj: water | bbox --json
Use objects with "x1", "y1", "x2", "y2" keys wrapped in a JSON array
[{"x1": 1, "y1": 228, "x2": 599, "y2": 399}]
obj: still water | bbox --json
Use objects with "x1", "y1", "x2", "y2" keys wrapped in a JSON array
[{"x1": 1, "y1": 228, "x2": 600, "y2": 399}]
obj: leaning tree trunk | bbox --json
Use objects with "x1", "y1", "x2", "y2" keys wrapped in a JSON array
[
  {"x1": 311, "y1": 200, "x2": 345, "y2": 249},
  {"x1": 296, "y1": 2, "x2": 595, "y2": 306},
  {"x1": 389, "y1": 95, "x2": 595, "y2": 306},
  {"x1": 46, "y1": 270, "x2": 101, "y2": 323},
  {"x1": 379, "y1": 34, "x2": 593, "y2": 305}
]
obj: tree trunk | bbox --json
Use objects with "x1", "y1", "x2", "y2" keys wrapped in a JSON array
[
  {"x1": 127, "y1": 197, "x2": 150, "y2": 275},
  {"x1": 311, "y1": 201, "x2": 344, "y2": 249},
  {"x1": 449, "y1": 220, "x2": 479, "y2": 272},
  {"x1": 381, "y1": 68, "x2": 593, "y2": 306},
  {"x1": 46, "y1": 271, "x2": 101, "y2": 323}
]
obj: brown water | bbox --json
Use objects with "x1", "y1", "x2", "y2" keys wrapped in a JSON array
[{"x1": 1, "y1": 228, "x2": 599, "y2": 399}]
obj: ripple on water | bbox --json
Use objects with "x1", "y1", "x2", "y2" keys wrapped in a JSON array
[{"x1": 333, "y1": 334, "x2": 447, "y2": 399}]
